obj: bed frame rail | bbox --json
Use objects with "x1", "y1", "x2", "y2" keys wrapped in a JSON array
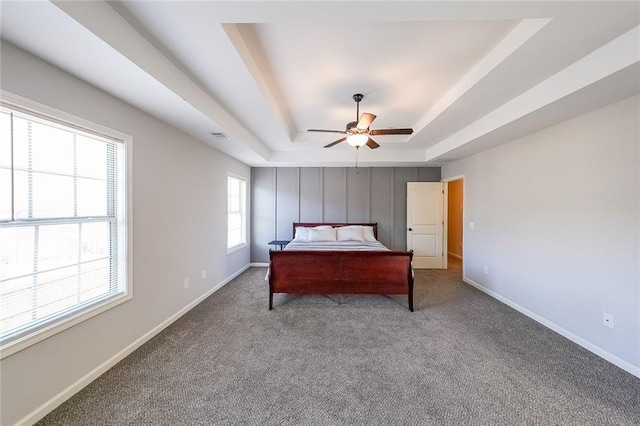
[{"x1": 269, "y1": 250, "x2": 414, "y2": 311}]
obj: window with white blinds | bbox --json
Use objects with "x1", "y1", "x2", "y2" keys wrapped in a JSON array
[
  {"x1": 0, "y1": 98, "x2": 129, "y2": 356},
  {"x1": 227, "y1": 174, "x2": 246, "y2": 251}
]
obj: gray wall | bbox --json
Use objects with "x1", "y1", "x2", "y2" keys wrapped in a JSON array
[
  {"x1": 442, "y1": 95, "x2": 640, "y2": 375},
  {"x1": 251, "y1": 166, "x2": 440, "y2": 262},
  {"x1": 1, "y1": 42, "x2": 251, "y2": 425}
]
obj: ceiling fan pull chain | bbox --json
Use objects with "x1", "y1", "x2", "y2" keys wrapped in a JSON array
[{"x1": 355, "y1": 146, "x2": 359, "y2": 170}]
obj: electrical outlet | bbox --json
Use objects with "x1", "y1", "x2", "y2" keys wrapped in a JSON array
[
  {"x1": 469, "y1": 222, "x2": 475, "y2": 230},
  {"x1": 602, "y1": 312, "x2": 614, "y2": 328},
  {"x1": 483, "y1": 266, "x2": 489, "y2": 275},
  {"x1": 201, "y1": 270, "x2": 207, "y2": 280},
  {"x1": 184, "y1": 278, "x2": 190, "y2": 289}
]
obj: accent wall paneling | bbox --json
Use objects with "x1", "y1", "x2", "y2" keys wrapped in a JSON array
[
  {"x1": 275, "y1": 167, "x2": 298, "y2": 241},
  {"x1": 393, "y1": 168, "x2": 417, "y2": 251},
  {"x1": 370, "y1": 168, "x2": 393, "y2": 247},
  {"x1": 251, "y1": 166, "x2": 441, "y2": 263},
  {"x1": 323, "y1": 167, "x2": 347, "y2": 223},
  {"x1": 251, "y1": 167, "x2": 276, "y2": 260},
  {"x1": 347, "y1": 167, "x2": 370, "y2": 222},
  {"x1": 300, "y1": 167, "x2": 322, "y2": 222}
]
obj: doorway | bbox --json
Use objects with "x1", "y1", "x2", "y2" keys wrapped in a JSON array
[{"x1": 446, "y1": 178, "x2": 464, "y2": 275}]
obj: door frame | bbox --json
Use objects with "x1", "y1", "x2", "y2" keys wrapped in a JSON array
[{"x1": 442, "y1": 174, "x2": 465, "y2": 274}]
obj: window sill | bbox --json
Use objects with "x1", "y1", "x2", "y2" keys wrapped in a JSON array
[
  {"x1": 227, "y1": 243, "x2": 247, "y2": 255},
  {"x1": 0, "y1": 291, "x2": 132, "y2": 360}
]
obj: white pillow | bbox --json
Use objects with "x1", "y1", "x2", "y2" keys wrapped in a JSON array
[
  {"x1": 294, "y1": 225, "x2": 333, "y2": 241},
  {"x1": 293, "y1": 227, "x2": 310, "y2": 241},
  {"x1": 362, "y1": 226, "x2": 377, "y2": 242},
  {"x1": 337, "y1": 225, "x2": 377, "y2": 242},
  {"x1": 308, "y1": 227, "x2": 337, "y2": 242},
  {"x1": 337, "y1": 226, "x2": 364, "y2": 241}
]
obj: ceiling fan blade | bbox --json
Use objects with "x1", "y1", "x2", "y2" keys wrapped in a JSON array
[
  {"x1": 369, "y1": 128, "x2": 413, "y2": 136},
  {"x1": 366, "y1": 138, "x2": 380, "y2": 149},
  {"x1": 308, "y1": 129, "x2": 346, "y2": 134},
  {"x1": 356, "y1": 113, "x2": 376, "y2": 129},
  {"x1": 324, "y1": 137, "x2": 346, "y2": 148}
]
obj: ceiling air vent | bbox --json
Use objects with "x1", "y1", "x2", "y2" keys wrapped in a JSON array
[{"x1": 211, "y1": 132, "x2": 231, "y2": 140}]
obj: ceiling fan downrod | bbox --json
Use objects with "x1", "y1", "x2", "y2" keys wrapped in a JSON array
[{"x1": 353, "y1": 93, "x2": 363, "y2": 121}]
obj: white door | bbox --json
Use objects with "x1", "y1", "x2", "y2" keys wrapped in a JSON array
[{"x1": 407, "y1": 182, "x2": 445, "y2": 269}]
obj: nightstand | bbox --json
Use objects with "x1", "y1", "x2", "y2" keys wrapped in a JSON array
[{"x1": 268, "y1": 240, "x2": 291, "y2": 250}]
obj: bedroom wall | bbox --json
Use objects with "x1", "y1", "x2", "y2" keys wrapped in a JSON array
[
  {"x1": 251, "y1": 167, "x2": 440, "y2": 262},
  {"x1": 0, "y1": 42, "x2": 251, "y2": 425},
  {"x1": 442, "y1": 95, "x2": 640, "y2": 375}
]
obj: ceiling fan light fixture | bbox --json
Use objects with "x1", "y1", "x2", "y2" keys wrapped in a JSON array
[{"x1": 347, "y1": 133, "x2": 368, "y2": 148}]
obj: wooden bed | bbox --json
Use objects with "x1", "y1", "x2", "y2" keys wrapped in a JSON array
[{"x1": 268, "y1": 223, "x2": 414, "y2": 311}]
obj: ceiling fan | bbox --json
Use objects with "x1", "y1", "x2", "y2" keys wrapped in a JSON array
[{"x1": 308, "y1": 93, "x2": 413, "y2": 149}]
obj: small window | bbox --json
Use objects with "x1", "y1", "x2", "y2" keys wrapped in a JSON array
[
  {"x1": 227, "y1": 174, "x2": 246, "y2": 252},
  {"x1": 0, "y1": 94, "x2": 130, "y2": 357}
]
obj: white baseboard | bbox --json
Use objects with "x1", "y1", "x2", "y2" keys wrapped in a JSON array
[
  {"x1": 463, "y1": 275, "x2": 640, "y2": 379},
  {"x1": 250, "y1": 262, "x2": 269, "y2": 267},
  {"x1": 18, "y1": 264, "x2": 252, "y2": 426}
]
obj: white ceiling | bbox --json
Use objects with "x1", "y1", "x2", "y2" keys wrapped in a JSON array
[{"x1": 1, "y1": 1, "x2": 638, "y2": 167}]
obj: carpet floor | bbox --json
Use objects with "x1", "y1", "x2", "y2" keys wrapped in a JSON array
[{"x1": 38, "y1": 262, "x2": 640, "y2": 425}]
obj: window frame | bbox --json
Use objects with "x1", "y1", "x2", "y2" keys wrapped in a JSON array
[
  {"x1": 226, "y1": 172, "x2": 247, "y2": 254},
  {"x1": 0, "y1": 91, "x2": 133, "y2": 359}
]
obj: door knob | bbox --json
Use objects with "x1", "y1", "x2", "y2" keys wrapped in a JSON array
[{"x1": 408, "y1": 228, "x2": 413, "y2": 231}]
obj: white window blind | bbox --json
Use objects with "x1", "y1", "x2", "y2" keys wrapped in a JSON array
[
  {"x1": 0, "y1": 100, "x2": 128, "y2": 353},
  {"x1": 227, "y1": 174, "x2": 246, "y2": 250}
]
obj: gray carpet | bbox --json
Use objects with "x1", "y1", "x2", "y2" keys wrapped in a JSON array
[{"x1": 38, "y1": 263, "x2": 640, "y2": 425}]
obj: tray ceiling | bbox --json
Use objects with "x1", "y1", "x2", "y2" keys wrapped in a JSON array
[{"x1": 1, "y1": 1, "x2": 638, "y2": 167}]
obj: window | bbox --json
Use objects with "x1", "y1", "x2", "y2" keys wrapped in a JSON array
[
  {"x1": 227, "y1": 174, "x2": 246, "y2": 252},
  {"x1": 0, "y1": 94, "x2": 129, "y2": 357}
]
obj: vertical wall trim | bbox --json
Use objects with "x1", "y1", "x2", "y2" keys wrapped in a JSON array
[
  {"x1": 390, "y1": 168, "x2": 395, "y2": 250},
  {"x1": 345, "y1": 167, "x2": 349, "y2": 220},
  {"x1": 320, "y1": 168, "x2": 324, "y2": 222},
  {"x1": 367, "y1": 167, "x2": 371, "y2": 222},
  {"x1": 273, "y1": 168, "x2": 278, "y2": 239},
  {"x1": 343, "y1": 167, "x2": 348, "y2": 221},
  {"x1": 296, "y1": 167, "x2": 301, "y2": 222}
]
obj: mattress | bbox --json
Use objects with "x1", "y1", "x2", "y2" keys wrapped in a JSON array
[{"x1": 284, "y1": 240, "x2": 389, "y2": 251}]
